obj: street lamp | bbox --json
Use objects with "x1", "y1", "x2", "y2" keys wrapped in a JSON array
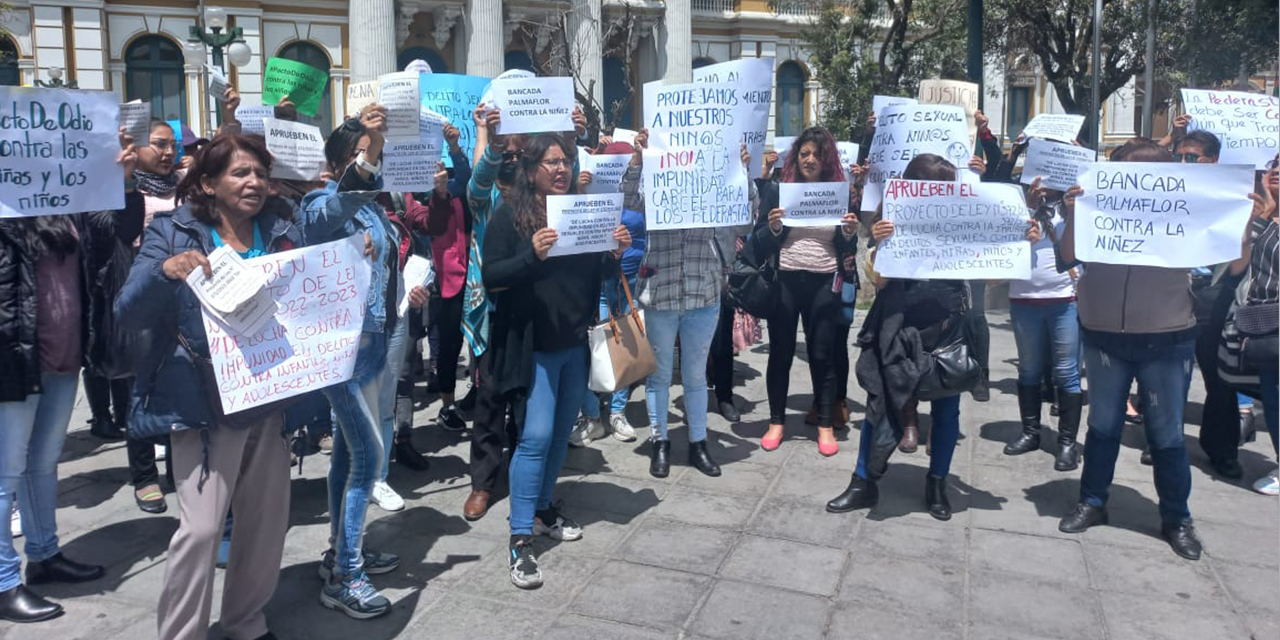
[
  {"x1": 35, "y1": 66, "x2": 78, "y2": 89},
  {"x1": 187, "y1": 5, "x2": 250, "y2": 72}
]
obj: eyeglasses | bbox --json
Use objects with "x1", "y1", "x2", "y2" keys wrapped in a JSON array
[
  {"x1": 502, "y1": 151, "x2": 523, "y2": 162},
  {"x1": 1267, "y1": 157, "x2": 1279, "y2": 171},
  {"x1": 1174, "y1": 152, "x2": 1201, "y2": 163},
  {"x1": 539, "y1": 158, "x2": 571, "y2": 170},
  {"x1": 149, "y1": 140, "x2": 176, "y2": 151}
]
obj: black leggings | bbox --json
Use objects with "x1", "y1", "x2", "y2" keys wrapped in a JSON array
[
  {"x1": 709, "y1": 300, "x2": 736, "y2": 404},
  {"x1": 767, "y1": 270, "x2": 841, "y2": 426},
  {"x1": 428, "y1": 293, "x2": 466, "y2": 396}
]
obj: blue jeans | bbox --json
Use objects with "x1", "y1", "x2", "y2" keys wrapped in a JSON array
[
  {"x1": 1080, "y1": 336, "x2": 1195, "y2": 525},
  {"x1": 582, "y1": 276, "x2": 638, "y2": 419},
  {"x1": 0, "y1": 372, "x2": 78, "y2": 591},
  {"x1": 645, "y1": 304, "x2": 720, "y2": 442},
  {"x1": 378, "y1": 316, "x2": 410, "y2": 481},
  {"x1": 509, "y1": 346, "x2": 588, "y2": 535},
  {"x1": 855, "y1": 395, "x2": 961, "y2": 480},
  {"x1": 1010, "y1": 301, "x2": 1081, "y2": 392},
  {"x1": 1260, "y1": 368, "x2": 1279, "y2": 455},
  {"x1": 324, "y1": 331, "x2": 388, "y2": 577}
]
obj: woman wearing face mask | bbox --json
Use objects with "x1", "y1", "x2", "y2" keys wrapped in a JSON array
[
  {"x1": 298, "y1": 105, "x2": 401, "y2": 619},
  {"x1": 117, "y1": 133, "x2": 301, "y2": 640},
  {"x1": 483, "y1": 134, "x2": 630, "y2": 590},
  {"x1": 752, "y1": 127, "x2": 859, "y2": 457}
]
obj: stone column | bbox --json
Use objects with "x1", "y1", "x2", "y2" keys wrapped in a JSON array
[
  {"x1": 350, "y1": 0, "x2": 396, "y2": 83},
  {"x1": 569, "y1": 0, "x2": 603, "y2": 108},
  {"x1": 659, "y1": 0, "x2": 691, "y2": 83},
  {"x1": 467, "y1": 0, "x2": 504, "y2": 77}
]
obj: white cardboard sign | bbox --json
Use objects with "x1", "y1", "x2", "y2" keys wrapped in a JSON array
[
  {"x1": 582, "y1": 153, "x2": 630, "y2": 195},
  {"x1": 693, "y1": 57, "x2": 774, "y2": 179},
  {"x1": 780, "y1": 181, "x2": 848, "y2": 227},
  {"x1": 492, "y1": 76, "x2": 575, "y2": 135},
  {"x1": 1181, "y1": 89, "x2": 1280, "y2": 169},
  {"x1": 862, "y1": 103, "x2": 971, "y2": 212},
  {"x1": 1020, "y1": 113, "x2": 1087, "y2": 144}
]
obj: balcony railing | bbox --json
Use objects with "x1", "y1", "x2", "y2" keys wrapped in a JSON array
[
  {"x1": 692, "y1": 0, "x2": 737, "y2": 12},
  {"x1": 774, "y1": 0, "x2": 821, "y2": 15}
]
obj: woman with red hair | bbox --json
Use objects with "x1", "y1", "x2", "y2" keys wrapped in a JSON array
[{"x1": 750, "y1": 126, "x2": 860, "y2": 456}]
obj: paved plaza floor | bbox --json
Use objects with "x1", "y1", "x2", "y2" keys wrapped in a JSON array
[{"x1": 9, "y1": 311, "x2": 1279, "y2": 640}]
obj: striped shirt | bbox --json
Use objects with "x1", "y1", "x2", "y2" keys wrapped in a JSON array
[{"x1": 1248, "y1": 217, "x2": 1279, "y2": 305}]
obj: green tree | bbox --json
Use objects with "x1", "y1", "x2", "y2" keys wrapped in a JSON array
[
  {"x1": 1174, "y1": 0, "x2": 1278, "y2": 90},
  {"x1": 790, "y1": 0, "x2": 967, "y2": 141}
]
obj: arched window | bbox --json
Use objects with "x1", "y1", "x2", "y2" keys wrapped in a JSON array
[
  {"x1": 775, "y1": 61, "x2": 807, "y2": 136},
  {"x1": 279, "y1": 41, "x2": 333, "y2": 135},
  {"x1": 692, "y1": 57, "x2": 717, "y2": 70},
  {"x1": 125, "y1": 35, "x2": 187, "y2": 121},
  {"x1": 0, "y1": 38, "x2": 18, "y2": 86},
  {"x1": 504, "y1": 50, "x2": 537, "y2": 73},
  {"x1": 398, "y1": 47, "x2": 447, "y2": 73},
  {"x1": 602, "y1": 56, "x2": 633, "y2": 129}
]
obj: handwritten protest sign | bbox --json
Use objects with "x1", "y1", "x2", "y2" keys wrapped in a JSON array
[
  {"x1": 643, "y1": 81, "x2": 754, "y2": 229},
  {"x1": 641, "y1": 148, "x2": 751, "y2": 230},
  {"x1": 379, "y1": 71, "x2": 421, "y2": 140},
  {"x1": 262, "y1": 57, "x2": 329, "y2": 117},
  {"x1": 837, "y1": 142, "x2": 860, "y2": 171},
  {"x1": 876, "y1": 179, "x2": 1030, "y2": 280},
  {"x1": 1020, "y1": 113, "x2": 1086, "y2": 143},
  {"x1": 120, "y1": 101, "x2": 151, "y2": 147},
  {"x1": 862, "y1": 103, "x2": 971, "y2": 212},
  {"x1": 1182, "y1": 89, "x2": 1280, "y2": 169},
  {"x1": 780, "y1": 181, "x2": 848, "y2": 227},
  {"x1": 421, "y1": 74, "x2": 490, "y2": 168},
  {"x1": 264, "y1": 118, "x2": 325, "y2": 181},
  {"x1": 492, "y1": 76, "x2": 575, "y2": 134},
  {"x1": 1074, "y1": 162, "x2": 1254, "y2": 268},
  {"x1": 546, "y1": 193, "x2": 624, "y2": 257},
  {"x1": 346, "y1": 80, "x2": 378, "y2": 117},
  {"x1": 582, "y1": 153, "x2": 630, "y2": 195},
  {"x1": 0, "y1": 87, "x2": 124, "y2": 218},
  {"x1": 1020, "y1": 138, "x2": 1094, "y2": 192},
  {"x1": 873, "y1": 95, "x2": 917, "y2": 118},
  {"x1": 918, "y1": 80, "x2": 979, "y2": 144},
  {"x1": 383, "y1": 109, "x2": 446, "y2": 192},
  {"x1": 204, "y1": 236, "x2": 371, "y2": 414},
  {"x1": 693, "y1": 58, "x2": 773, "y2": 179},
  {"x1": 234, "y1": 105, "x2": 275, "y2": 138}
]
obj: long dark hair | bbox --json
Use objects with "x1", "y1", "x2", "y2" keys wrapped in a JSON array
[
  {"x1": 175, "y1": 134, "x2": 275, "y2": 224},
  {"x1": 509, "y1": 134, "x2": 579, "y2": 237},
  {"x1": 325, "y1": 117, "x2": 367, "y2": 174},
  {"x1": 781, "y1": 126, "x2": 845, "y2": 183}
]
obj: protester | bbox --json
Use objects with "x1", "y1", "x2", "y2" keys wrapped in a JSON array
[
  {"x1": 1054, "y1": 140, "x2": 1204, "y2": 560},
  {"x1": 301, "y1": 106, "x2": 402, "y2": 618},
  {"x1": 0, "y1": 132, "x2": 139, "y2": 624},
  {"x1": 482, "y1": 133, "x2": 630, "y2": 589},
  {"x1": 1229, "y1": 156, "x2": 1279, "y2": 495},
  {"x1": 753, "y1": 127, "x2": 859, "y2": 456},
  {"x1": 1002, "y1": 177, "x2": 1084, "y2": 471},
  {"x1": 966, "y1": 113, "x2": 996, "y2": 402},
  {"x1": 117, "y1": 133, "x2": 297, "y2": 639},
  {"x1": 575, "y1": 141, "x2": 647, "y2": 444}
]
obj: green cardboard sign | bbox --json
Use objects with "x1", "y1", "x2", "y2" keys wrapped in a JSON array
[{"x1": 262, "y1": 57, "x2": 330, "y2": 118}]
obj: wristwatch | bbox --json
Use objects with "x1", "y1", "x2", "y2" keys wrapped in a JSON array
[{"x1": 355, "y1": 152, "x2": 381, "y2": 176}]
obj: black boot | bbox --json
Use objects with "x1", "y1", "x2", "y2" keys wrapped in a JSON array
[
  {"x1": 925, "y1": 474, "x2": 952, "y2": 521},
  {"x1": 970, "y1": 370, "x2": 991, "y2": 402},
  {"x1": 1054, "y1": 391, "x2": 1084, "y2": 471},
  {"x1": 89, "y1": 417, "x2": 124, "y2": 441},
  {"x1": 688, "y1": 440, "x2": 721, "y2": 477},
  {"x1": 649, "y1": 439, "x2": 671, "y2": 478},
  {"x1": 1004, "y1": 384, "x2": 1042, "y2": 455},
  {"x1": 25, "y1": 553, "x2": 104, "y2": 585},
  {"x1": 0, "y1": 585, "x2": 62, "y2": 623},
  {"x1": 826, "y1": 474, "x2": 878, "y2": 513}
]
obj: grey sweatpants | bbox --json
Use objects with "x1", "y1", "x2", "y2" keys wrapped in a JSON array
[{"x1": 157, "y1": 416, "x2": 290, "y2": 640}]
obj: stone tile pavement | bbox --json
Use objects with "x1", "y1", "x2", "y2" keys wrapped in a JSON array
[{"x1": 9, "y1": 311, "x2": 1278, "y2": 640}]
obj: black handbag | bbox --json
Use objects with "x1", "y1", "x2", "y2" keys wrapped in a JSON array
[
  {"x1": 1236, "y1": 303, "x2": 1279, "y2": 371},
  {"x1": 722, "y1": 236, "x2": 777, "y2": 318},
  {"x1": 914, "y1": 312, "x2": 981, "y2": 401}
]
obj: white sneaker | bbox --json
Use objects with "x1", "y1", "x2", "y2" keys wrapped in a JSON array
[
  {"x1": 155, "y1": 444, "x2": 166, "y2": 461},
  {"x1": 1252, "y1": 470, "x2": 1279, "y2": 496},
  {"x1": 568, "y1": 417, "x2": 605, "y2": 448},
  {"x1": 9, "y1": 507, "x2": 20, "y2": 538},
  {"x1": 609, "y1": 413, "x2": 637, "y2": 442},
  {"x1": 370, "y1": 481, "x2": 405, "y2": 512}
]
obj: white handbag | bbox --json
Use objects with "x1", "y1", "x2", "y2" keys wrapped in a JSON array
[{"x1": 588, "y1": 274, "x2": 656, "y2": 393}]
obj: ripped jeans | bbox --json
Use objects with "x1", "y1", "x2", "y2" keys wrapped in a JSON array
[{"x1": 1079, "y1": 334, "x2": 1195, "y2": 525}]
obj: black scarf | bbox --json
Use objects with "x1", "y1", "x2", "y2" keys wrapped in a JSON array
[{"x1": 133, "y1": 170, "x2": 179, "y2": 197}]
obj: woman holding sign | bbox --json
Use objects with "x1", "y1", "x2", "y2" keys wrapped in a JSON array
[
  {"x1": 752, "y1": 127, "x2": 860, "y2": 457},
  {"x1": 1054, "y1": 140, "x2": 1203, "y2": 561},
  {"x1": 482, "y1": 134, "x2": 630, "y2": 590},
  {"x1": 116, "y1": 133, "x2": 302, "y2": 640}
]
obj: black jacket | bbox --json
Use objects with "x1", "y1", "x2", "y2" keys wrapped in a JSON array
[{"x1": 0, "y1": 194, "x2": 144, "y2": 402}]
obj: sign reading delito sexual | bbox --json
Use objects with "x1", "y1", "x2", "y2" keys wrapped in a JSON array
[
  {"x1": 876, "y1": 179, "x2": 1031, "y2": 280},
  {"x1": 1074, "y1": 162, "x2": 1254, "y2": 268},
  {"x1": 862, "y1": 103, "x2": 971, "y2": 212},
  {"x1": 0, "y1": 87, "x2": 124, "y2": 218}
]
